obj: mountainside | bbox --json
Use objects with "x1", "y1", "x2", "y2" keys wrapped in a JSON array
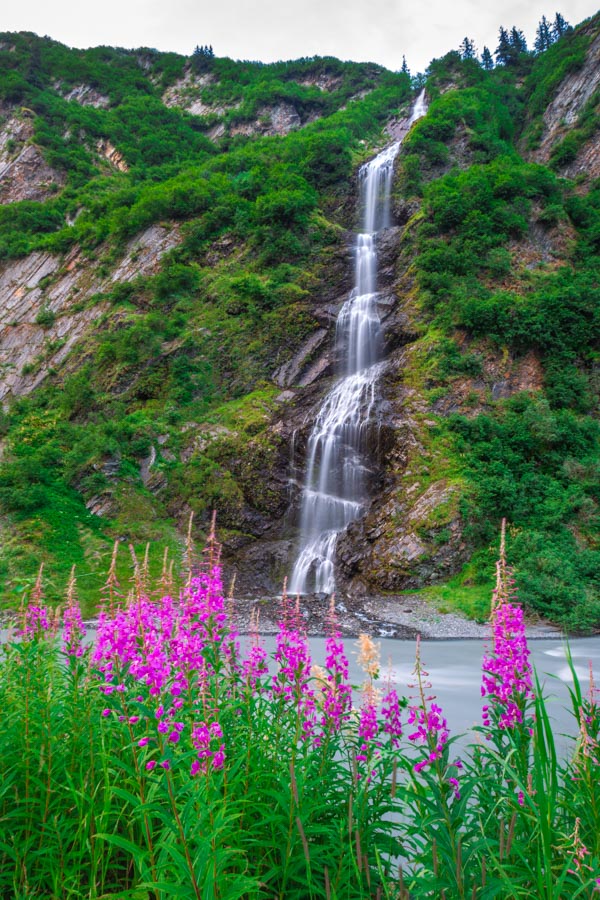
[{"x1": 0, "y1": 18, "x2": 598, "y2": 630}]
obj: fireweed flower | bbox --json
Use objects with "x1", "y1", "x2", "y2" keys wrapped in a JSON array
[
  {"x1": 356, "y1": 684, "x2": 379, "y2": 767},
  {"x1": 190, "y1": 720, "x2": 225, "y2": 775},
  {"x1": 481, "y1": 527, "x2": 534, "y2": 731},
  {"x1": 62, "y1": 602, "x2": 86, "y2": 658},
  {"x1": 242, "y1": 610, "x2": 269, "y2": 691},
  {"x1": 92, "y1": 555, "x2": 232, "y2": 778},
  {"x1": 407, "y1": 637, "x2": 458, "y2": 796},
  {"x1": 19, "y1": 605, "x2": 50, "y2": 640},
  {"x1": 381, "y1": 687, "x2": 403, "y2": 749},
  {"x1": 318, "y1": 603, "x2": 352, "y2": 737},
  {"x1": 273, "y1": 597, "x2": 317, "y2": 742},
  {"x1": 407, "y1": 702, "x2": 449, "y2": 772}
]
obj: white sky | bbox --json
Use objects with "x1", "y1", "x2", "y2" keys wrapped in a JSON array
[{"x1": 2, "y1": 0, "x2": 598, "y2": 73}]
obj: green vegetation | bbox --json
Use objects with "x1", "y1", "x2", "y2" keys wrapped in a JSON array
[
  {"x1": 0, "y1": 31, "x2": 412, "y2": 604},
  {"x1": 393, "y1": 27, "x2": 599, "y2": 631},
  {"x1": 0, "y1": 16, "x2": 598, "y2": 630},
  {"x1": 0, "y1": 548, "x2": 598, "y2": 898}
]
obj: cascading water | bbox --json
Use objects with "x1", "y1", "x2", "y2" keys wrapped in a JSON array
[{"x1": 289, "y1": 91, "x2": 427, "y2": 595}]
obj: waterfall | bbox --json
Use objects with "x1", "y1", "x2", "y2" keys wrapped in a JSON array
[{"x1": 289, "y1": 91, "x2": 427, "y2": 596}]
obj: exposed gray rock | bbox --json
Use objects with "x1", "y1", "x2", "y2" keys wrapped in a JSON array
[
  {"x1": 0, "y1": 224, "x2": 181, "y2": 402},
  {"x1": 225, "y1": 538, "x2": 294, "y2": 595},
  {"x1": 60, "y1": 84, "x2": 110, "y2": 108},
  {"x1": 0, "y1": 142, "x2": 65, "y2": 203},
  {"x1": 531, "y1": 25, "x2": 600, "y2": 178},
  {"x1": 273, "y1": 329, "x2": 328, "y2": 387}
]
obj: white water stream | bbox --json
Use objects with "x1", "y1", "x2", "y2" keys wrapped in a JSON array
[{"x1": 289, "y1": 91, "x2": 427, "y2": 595}]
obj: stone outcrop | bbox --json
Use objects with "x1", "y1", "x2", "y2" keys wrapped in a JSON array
[
  {"x1": 295, "y1": 73, "x2": 343, "y2": 92},
  {"x1": 229, "y1": 103, "x2": 304, "y2": 138},
  {"x1": 162, "y1": 70, "x2": 320, "y2": 140},
  {"x1": 58, "y1": 83, "x2": 111, "y2": 108},
  {"x1": 0, "y1": 225, "x2": 180, "y2": 402},
  {"x1": 0, "y1": 112, "x2": 64, "y2": 203},
  {"x1": 530, "y1": 22, "x2": 600, "y2": 179},
  {"x1": 96, "y1": 139, "x2": 129, "y2": 172}
]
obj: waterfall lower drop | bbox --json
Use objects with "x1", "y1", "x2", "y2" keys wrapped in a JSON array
[{"x1": 289, "y1": 91, "x2": 427, "y2": 596}]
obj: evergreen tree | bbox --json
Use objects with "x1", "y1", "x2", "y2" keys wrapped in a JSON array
[
  {"x1": 496, "y1": 25, "x2": 528, "y2": 66},
  {"x1": 191, "y1": 44, "x2": 215, "y2": 73},
  {"x1": 553, "y1": 12, "x2": 570, "y2": 39},
  {"x1": 534, "y1": 15, "x2": 553, "y2": 53},
  {"x1": 495, "y1": 26, "x2": 513, "y2": 65},
  {"x1": 510, "y1": 26, "x2": 529, "y2": 55},
  {"x1": 481, "y1": 46, "x2": 494, "y2": 70},
  {"x1": 459, "y1": 36, "x2": 477, "y2": 60},
  {"x1": 401, "y1": 55, "x2": 410, "y2": 76}
]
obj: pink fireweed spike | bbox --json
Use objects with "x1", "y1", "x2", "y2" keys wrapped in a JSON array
[
  {"x1": 273, "y1": 609, "x2": 317, "y2": 743},
  {"x1": 242, "y1": 608, "x2": 268, "y2": 691},
  {"x1": 319, "y1": 600, "x2": 352, "y2": 737},
  {"x1": 61, "y1": 567, "x2": 86, "y2": 658},
  {"x1": 356, "y1": 685, "x2": 379, "y2": 766},
  {"x1": 381, "y1": 687, "x2": 403, "y2": 749},
  {"x1": 407, "y1": 637, "x2": 458, "y2": 796},
  {"x1": 62, "y1": 603, "x2": 86, "y2": 658},
  {"x1": 190, "y1": 719, "x2": 225, "y2": 775},
  {"x1": 481, "y1": 522, "x2": 534, "y2": 731},
  {"x1": 19, "y1": 605, "x2": 50, "y2": 640}
]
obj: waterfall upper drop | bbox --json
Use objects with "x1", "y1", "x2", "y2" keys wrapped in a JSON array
[{"x1": 288, "y1": 91, "x2": 427, "y2": 596}]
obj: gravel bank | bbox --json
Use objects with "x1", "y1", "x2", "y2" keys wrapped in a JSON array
[{"x1": 229, "y1": 592, "x2": 564, "y2": 641}]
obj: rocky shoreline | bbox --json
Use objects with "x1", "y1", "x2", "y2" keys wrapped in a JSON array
[{"x1": 227, "y1": 592, "x2": 564, "y2": 641}]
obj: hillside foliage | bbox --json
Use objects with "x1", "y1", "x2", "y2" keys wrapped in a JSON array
[{"x1": 0, "y1": 17, "x2": 598, "y2": 629}]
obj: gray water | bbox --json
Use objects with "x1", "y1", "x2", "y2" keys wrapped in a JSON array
[
  {"x1": 243, "y1": 634, "x2": 600, "y2": 750},
  {"x1": 289, "y1": 91, "x2": 427, "y2": 595}
]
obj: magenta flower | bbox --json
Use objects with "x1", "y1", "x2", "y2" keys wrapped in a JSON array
[
  {"x1": 481, "y1": 600, "x2": 534, "y2": 730},
  {"x1": 272, "y1": 605, "x2": 317, "y2": 743},
  {"x1": 19, "y1": 605, "x2": 50, "y2": 640},
  {"x1": 62, "y1": 602, "x2": 86, "y2": 658},
  {"x1": 190, "y1": 719, "x2": 225, "y2": 775},
  {"x1": 381, "y1": 688, "x2": 403, "y2": 748},
  {"x1": 319, "y1": 615, "x2": 352, "y2": 737},
  {"x1": 408, "y1": 702, "x2": 449, "y2": 772},
  {"x1": 356, "y1": 697, "x2": 379, "y2": 764}
]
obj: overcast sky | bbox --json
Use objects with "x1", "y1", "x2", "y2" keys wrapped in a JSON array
[{"x1": 2, "y1": 0, "x2": 598, "y2": 73}]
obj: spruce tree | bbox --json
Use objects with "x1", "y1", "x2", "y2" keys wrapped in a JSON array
[
  {"x1": 534, "y1": 15, "x2": 553, "y2": 52},
  {"x1": 481, "y1": 46, "x2": 494, "y2": 70},
  {"x1": 459, "y1": 36, "x2": 476, "y2": 59},
  {"x1": 553, "y1": 12, "x2": 570, "y2": 39},
  {"x1": 495, "y1": 26, "x2": 513, "y2": 65},
  {"x1": 510, "y1": 26, "x2": 528, "y2": 55},
  {"x1": 191, "y1": 44, "x2": 214, "y2": 73},
  {"x1": 401, "y1": 55, "x2": 410, "y2": 76}
]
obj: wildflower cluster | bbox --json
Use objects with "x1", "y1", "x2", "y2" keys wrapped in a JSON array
[
  {"x1": 4, "y1": 524, "x2": 599, "y2": 899},
  {"x1": 481, "y1": 524, "x2": 534, "y2": 731},
  {"x1": 319, "y1": 602, "x2": 352, "y2": 734}
]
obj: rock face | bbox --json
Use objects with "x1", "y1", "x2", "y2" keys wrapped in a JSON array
[
  {"x1": 531, "y1": 23, "x2": 600, "y2": 179},
  {"x1": 0, "y1": 225, "x2": 180, "y2": 402},
  {"x1": 0, "y1": 112, "x2": 65, "y2": 203},
  {"x1": 96, "y1": 139, "x2": 129, "y2": 172},
  {"x1": 162, "y1": 69, "x2": 321, "y2": 141},
  {"x1": 58, "y1": 83, "x2": 111, "y2": 108}
]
